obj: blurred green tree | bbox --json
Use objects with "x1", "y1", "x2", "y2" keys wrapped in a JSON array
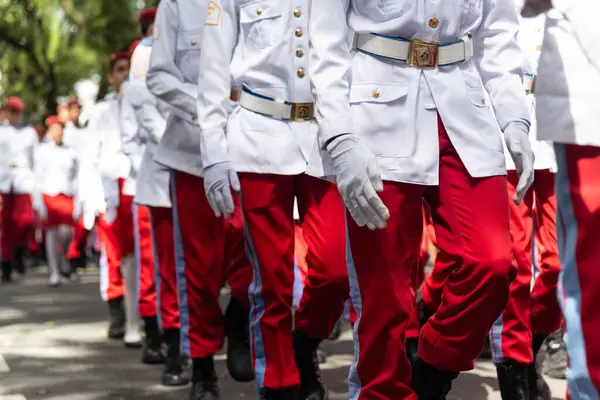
[{"x1": 0, "y1": 0, "x2": 144, "y2": 123}]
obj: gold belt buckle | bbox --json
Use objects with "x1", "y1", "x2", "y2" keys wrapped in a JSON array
[
  {"x1": 290, "y1": 102, "x2": 314, "y2": 122},
  {"x1": 408, "y1": 39, "x2": 439, "y2": 68}
]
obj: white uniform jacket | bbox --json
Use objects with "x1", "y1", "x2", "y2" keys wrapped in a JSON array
[
  {"x1": 307, "y1": 0, "x2": 530, "y2": 185},
  {"x1": 196, "y1": 0, "x2": 316, "y2": 174},
  {"x1": 536, "y1": 0, "x2": 600, "y2": 147},
  {"x1": 83, "y1": 98, "x2": 131, "y2": 212},
  {"x1": 126, "y1": 77, "x2": 172, "y2": 208},
  {"x1": 503, "y1": 4, "x2": 555, "y2": 172},
  {"x1": 120, "y1": 80, "x2": 147, "y2": 196},
  {"x1": 34, "y1": 141, "x2": 78, "y2": 197},
  {"x1": 147, "y1": 0, "x2": 208, "y2": 178},
  {"x1": 0, "y1": 124, "x2": 37, "y2": 194}
]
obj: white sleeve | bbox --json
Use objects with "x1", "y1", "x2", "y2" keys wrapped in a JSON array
[
  {"x1": 308, "y1": 0, "x2": 353, "y2": 148},
  {"x1": 473, "y1": 0, "x2": 530, "y2": 130},
  {"x1": 196, "y1": 0, "x2": 238, "y2": 168}
]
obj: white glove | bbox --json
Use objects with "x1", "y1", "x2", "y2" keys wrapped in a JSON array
[
  {"x1": 33, "y1": 192, "x2": 48, "y2": 221},
  {"x1": 504, "y1": 121, "x2": 535, "y2": 205},
  {"x1": 203, "y1": 161, "x2": 240, "y2": 218},
  {"x1": 326, "y1": 134, "x2": 390, "y2": 230}
]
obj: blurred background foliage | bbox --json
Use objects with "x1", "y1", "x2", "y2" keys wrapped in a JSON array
[{"x1": 0, "y1": 0, "x2": 160, "y2": 123}]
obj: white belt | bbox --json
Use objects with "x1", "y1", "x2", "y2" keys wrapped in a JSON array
[
  {"x1": 239, "y1": 87, "x2": 314, "y2": 122},
  {"x1": 355, "y1": 33, "x2": 474, "y2": 67},
  {"x1": 524, "y1": 72, "x2": 536, "y2": 93}
]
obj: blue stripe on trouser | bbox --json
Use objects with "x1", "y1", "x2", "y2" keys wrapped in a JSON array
[
  {"x1": 170, "y1": 171, "x2": 190, "y2": 356},
  {"x1": 293, "y1": 259, "x2": 305, "y2": 309},
  {"x1": 345, "y1": 214, "x2": 363, "y2": 399},
  {"x1": 238, "y1": 191, "x2": 267, "y2": 387},
  {"x1": 490, "y1": 314, "x2": 504, "y2": 364},
  {"x1": 149, "y1": 211, "x2": 162, "y2": 331},
  {"x1": 555, "y1": 144, "x2": 600, "y2": 400},
  {"x1": 132, "y1": 204, "x2": 141, "y2": 312}
]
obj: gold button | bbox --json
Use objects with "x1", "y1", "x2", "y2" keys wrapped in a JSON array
[
  {"x1": 192, "y1": 113, "x2": 197, "y2": 121},
  {"x1": 295, "y1": 28, "x2": 303, "y2": 38},
  {"x1": 536, "y1": 45, "x2": 542, "y2": 52},
  {"x1": 294, "y1": 8, "x2": 301, "y2": 17},
  {"x1": 372, "y1": 90, "x2": 380, "y2": 99},
  {"x1": 296, "y1": 48, "x2": 304, "y2": 58},
  {"x1": 429, "y1": 17, "x2": 439, "y2": 29},
  {"x1": 481, "y1": 98, "x2": 486, "y2": 105},
  {"x1": 297, "y1": 68, "x2": 305, "y2": 78},
  {"x1": 191, "y1": 40, "x2": 197, "y2": 46},
  {"x1": 256, "y1": 8, "x2": 263, "y2": 15}
]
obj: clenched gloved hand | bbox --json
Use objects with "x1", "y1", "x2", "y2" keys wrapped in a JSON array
[
  {"x1": 504, "y1": 121, "x2": 535, "y2": 205},
  {"x1": 203, "y1": 161, "x2": 240, "y2": 218},
  {"x1": 33, "y1": 192, "x2": 48, "y2": 221},
  {"x1": 326, "y1": 134, "x2": 390, "y2": 230}
]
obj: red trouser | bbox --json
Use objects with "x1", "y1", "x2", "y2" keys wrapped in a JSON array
[
  {"x1": 0, "y1": 191, "x2": 34, "y2": 261},
  {"x1": 98, "y1": 179, "x2": 135, "y2": 302},
  {"x1": 67, "y1": 223, "x2": 88, "y2": 260},
  {"x1": 171, "y1": 171, "x2": 252, "y2": 358},
  {"x1": 555, "y1": 143, "x2": 600, "y2": 399},
  {"x1": 347, "y1": 119, "x2": 512, "y2": 399},
  {"x1": 490, "y1": 169, "x2": 562, "y2": 364},
  {"x1": 239, "y1": 173, "x2": 347, "y2": 390},
  {"x1": 150, "y1": 206, "x2": 179, "y2": 330},
  {"x1": 134, "y1": 204, "x2": 157, "y2": 318}
]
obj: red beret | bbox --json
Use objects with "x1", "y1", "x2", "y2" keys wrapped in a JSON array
[
  {"x1": 138, "y1": 7, "x2": 157, "y2": 24},
  {"x1": 45, "y1": 115, "x2": 62, "y2": 127},
  {"x1": 109, "y1": 51, "x2": 130, "y2": 67},
  {"x1": 67, "y1": 98, "x2": 81, "y2": 108},
  {"x1": 5, "y1": 96, "x2": 25, "y2": 113},
  {"x1": 128, "y1": 40, "x2": 141, "y2": 57}
]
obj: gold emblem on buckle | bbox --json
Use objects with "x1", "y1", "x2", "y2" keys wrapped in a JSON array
[
  {"x1": 290, "y1": 102, "x2": 314, "y2": 122},
  {"x1": 408, "y1": 39, "x2": 439, "y2": 68}
]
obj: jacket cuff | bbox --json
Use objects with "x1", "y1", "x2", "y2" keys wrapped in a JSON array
[
  {"x1": 317, "y1": 116, "x2": 354, "y2": 150},
  {"x1": 200, "y1": 129, "x2": 231, "y2": 169}
]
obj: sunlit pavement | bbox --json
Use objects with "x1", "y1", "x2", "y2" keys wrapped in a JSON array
[{"x1": 0, "y1": 267, "x2": 566, "y2": 400}]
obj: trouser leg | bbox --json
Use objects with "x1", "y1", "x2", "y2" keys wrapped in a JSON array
[{"x1": 134, "y1": 204, "x2": 157, "y2": 319}]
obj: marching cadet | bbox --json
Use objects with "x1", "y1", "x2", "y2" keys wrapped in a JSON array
[
  {"x1": 84, "y1": 51, "x2": 135, "y2": 343},
  {"x1": 524, "y1": 0, "x2": 600, "y2": 397},
  {"x1": 147, "y1": 1, "x2": 254, "y2": 398},
  {"x1": 307, "y1": 0, "x2": 534, "y2": 398},
  {"x1": 33, "y1": 116, "x2": 81, "y2": 286},
  {"x1": 196, "y1": 0, "x2": 349, "y2": 398},
  {"x1": 122, "y1": 38, "x2": 183, "y2": 375},
  {"x1": 118, "y1": 10, "x2": 160, "y2": 355},
  {"x1": 57, "y1": 104, "x2": 71, "y2": 125},
  {"x1": 0, "y1": 96, "x2": 37, "y2": 283}
]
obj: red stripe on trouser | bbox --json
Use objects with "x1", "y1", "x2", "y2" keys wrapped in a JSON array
[
  {"x1": 224, "y1": 196, "x2": 253, "y2": 309},
  {"x1": 349, "y1": 118, "x2": 512, "y2": 398},
  {"x1": 240, "y1": 173, "x2": 347, "y2": 389},
  {"x1": 530, "y1": 169, "x2": 562, "y2": 334},
  {"x1": 559, "y1": 144, "x2": 600, "y2": 395},
  {"x1": 0, "y1": 192, "x2": 34, "y2": 261},
  {"x1": 97, "y1": 214, "x2": 125, "y2": 301},
  {"x1": 136, "y1": 205, "x2": 157, "y2": 318},
  {"x1": 173, "y1": 171, "x2": 251, "y2": 358},
  {"x1": 150, "y1": 206, "x2": 180, "y2": 330}
]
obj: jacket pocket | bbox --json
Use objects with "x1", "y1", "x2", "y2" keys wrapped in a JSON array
[
  {"x1": 176, "y1": 31, "x2": 203, "y2": 82},
  {"x1": 350, "y1": 83, "x2": 415, "y2": 158},
  {"x1": 239, "y1": 0, "x2": 282, "y2": 49},
  {"x1": 353, "y1": 0, "x2": 415, "y2": 21}
]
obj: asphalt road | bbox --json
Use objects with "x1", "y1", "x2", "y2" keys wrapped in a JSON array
[{"x1": 0, "y1": 268, "x2": 567, "y2": 400}]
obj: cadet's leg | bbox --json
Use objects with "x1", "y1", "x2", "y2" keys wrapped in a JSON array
[{"x1": 239, "y1": 172, "x2": 297, "y2": 393}]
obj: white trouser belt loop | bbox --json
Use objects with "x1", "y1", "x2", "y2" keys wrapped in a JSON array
[
  {"x1": 239, "y1": 87, "x2": 314, "y2": 122},
  {"x1": 355, "y1": 33, "x2": 473, "y2": 67}
]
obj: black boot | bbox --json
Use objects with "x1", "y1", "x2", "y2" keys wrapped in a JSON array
[
  {"x1": 107, "y1": 297, "x2": 126, "y2": 339},
  {"x1": 293, "y1": 330, "x2": 328, "y2": 400},
  {"x1": 529, "y1": 334, "x2": 551, "y2": 400},
  {"x1": 411, "y1": 359, "x2": 459, "y2": 399},
  {"x1": 142, "y1": 316, "x2": 165, "y2": 364},
  {"x1": 258, "y1": 387, "x2": 296, "y2": 400},
  {"x1": 224, "y1": 296, "x2": 254, "y2": 382},
  {"x1": 496, "y1": 360, "x2": 530, "y2": 400},
  {"x1": 1, "y1": 260, "x2": 13, "y2": 283},
  {"x1": 189, "y1": 357, "x2": 220, "y2": 400},
  {"x1": 162, "y1": 328, "x2": 190, "y2": 386},
  {"x1": 13, "y1": 246, "x2": 26, "y2": 275},
  {"x1": 406, "y1": 337, "x2": 419, "y2": 368}
]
